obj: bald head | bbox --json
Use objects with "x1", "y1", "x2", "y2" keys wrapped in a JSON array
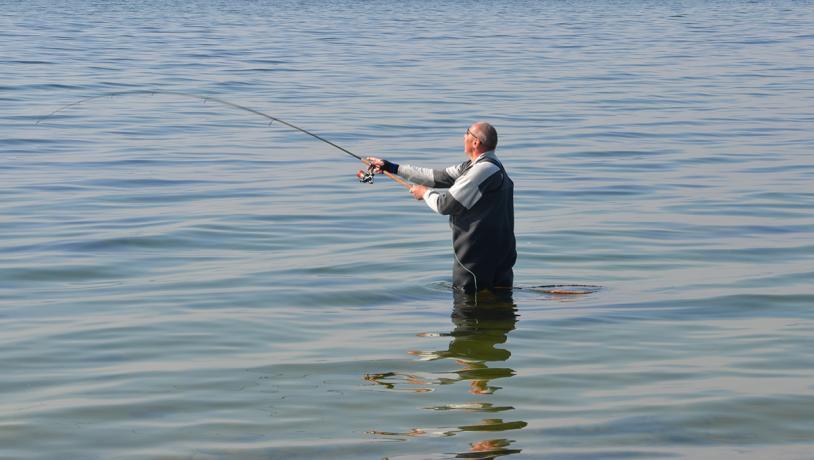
[{"x1": 469, "y1": 122, "x2": 498, "y2": 152}]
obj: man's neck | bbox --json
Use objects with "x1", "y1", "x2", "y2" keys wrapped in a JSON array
[{"x1": 467, "y1": 149, "x2": 490, "y2": 161}]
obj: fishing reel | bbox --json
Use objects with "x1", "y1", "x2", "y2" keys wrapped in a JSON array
[{"x1": 357, "y1": 164, "x2": 376, "y2": 184}]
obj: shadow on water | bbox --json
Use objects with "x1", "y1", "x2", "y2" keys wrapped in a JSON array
[{"x1": 367, "y1": 290, "x2": 525, "y2": 459}]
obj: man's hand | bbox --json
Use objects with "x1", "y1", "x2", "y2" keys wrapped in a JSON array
[
  {"x1": 410, "y1": 184, "x2": 428, "y2": 200},
  {"x1": 366, "y1": 157, "x2": 399, "y2": 174}
]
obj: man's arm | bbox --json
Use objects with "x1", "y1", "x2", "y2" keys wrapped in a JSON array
[
  {"x1": 367, "y1": 157, "x2": 466, "y2": 187},
  {"x1": 416, "y1": 161, "x2": 503, "y2": 215},
  {"x1": 399, "y1": 163, "x2": 464, "y2": 188}
]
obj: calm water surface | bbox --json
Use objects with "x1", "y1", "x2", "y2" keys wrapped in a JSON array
[{"x1": 2, "y1": 1, "x2": 813, "y2": 459}]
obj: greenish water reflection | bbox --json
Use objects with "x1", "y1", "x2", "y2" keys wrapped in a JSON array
[{"x1": 368, "y1": 292, "x2": 526, "y2": 459}]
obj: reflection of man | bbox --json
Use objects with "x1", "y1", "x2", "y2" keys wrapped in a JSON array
[
  {"x1": 446, "y1": 292, "x2": 517, "y2": 394},
  {"x1": 365, "y1": 293, "x2": 524, "y2": 457},
  {"x1": 463, "y1": 438, "x2": 521, "y2": 458},
  {"x1": 367, "y1": 122, "x2": 516, "y2": 294},
  {"x1": 366, "y1": 293, "x2": 517, "y2": 394},
  {"x1": 405, "y1": 292, "x2": 517, "y2": 392},
  {"x1": 449, "y1": 294, "x2": 525, "y2": 458}
]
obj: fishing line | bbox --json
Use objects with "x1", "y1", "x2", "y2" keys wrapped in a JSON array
[
  {"x1": 453, "y1": 251, "x2": 479, "y2": 305},
  {"x1": 36, "y1": 89, "x2": 410, "y2": 188}
]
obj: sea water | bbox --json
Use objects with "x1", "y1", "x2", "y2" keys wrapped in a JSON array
[{"x1": 1, "y1": 1, "x2": 813, "y2": 458}]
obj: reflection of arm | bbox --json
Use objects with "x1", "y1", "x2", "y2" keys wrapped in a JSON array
[
  {"x1": 456, "y1": 365, "x2": 514, "y2": 381},
  {"x1": 459, "y1": 419, "x2": 528, "y2": 432}
]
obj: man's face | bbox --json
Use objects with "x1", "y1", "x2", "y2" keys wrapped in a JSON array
[{"x1": 464, "y1": 125, "x2": 479, "y2": 155}]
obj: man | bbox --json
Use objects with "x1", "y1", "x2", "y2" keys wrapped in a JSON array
[{"x1": 368, "y1": 122, "x2": 516, "y2": 294}]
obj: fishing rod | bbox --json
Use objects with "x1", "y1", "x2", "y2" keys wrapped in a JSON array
[{"x1": 36, "y1": 89, "x2": 411, "y2": 188}]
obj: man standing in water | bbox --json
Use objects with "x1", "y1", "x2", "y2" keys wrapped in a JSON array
[{"x1": 368, "y1": 122, "x2": 516, "y2": 294}]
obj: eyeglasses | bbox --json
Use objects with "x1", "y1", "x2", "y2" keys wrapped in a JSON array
[{"x1": 466, "y1": 128, "x2": 486, "y2": 144}]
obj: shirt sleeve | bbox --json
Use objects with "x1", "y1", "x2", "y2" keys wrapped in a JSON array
[
  {"x1": 398, "y1": 161, "x2": 468, "y2": 187},
  {"x1": 422, "y1": 188, "x2": 442, "y2": 213},
  {"x1": 421, "y1": 161, "x2": 502, "y2": 215}
]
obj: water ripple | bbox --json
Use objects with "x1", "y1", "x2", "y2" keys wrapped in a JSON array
[{"x1": 2, "y1": 1, "x2": 814, "y2": 459}]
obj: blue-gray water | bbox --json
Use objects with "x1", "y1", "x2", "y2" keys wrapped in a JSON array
[{"x1": 2, "y1": 1, "x2": 813, "y2": 459}]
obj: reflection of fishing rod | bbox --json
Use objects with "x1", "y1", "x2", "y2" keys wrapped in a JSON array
[{"x1": 36, "y1": 89, "x2": 410, "y2": 189}]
